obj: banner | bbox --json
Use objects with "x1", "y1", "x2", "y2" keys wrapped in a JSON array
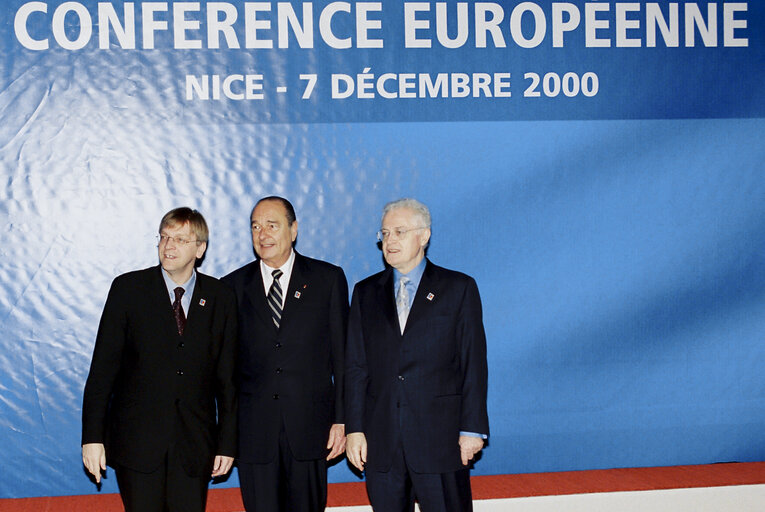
[{"x1": 1, "y1": 0, "x2": 763, "y2": 499}]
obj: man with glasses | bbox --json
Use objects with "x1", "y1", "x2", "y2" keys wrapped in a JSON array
[
  {"x1": 82, "y1": 207, "x2": 238, "y2": 512},
  {"x1": 345, "y1": 198, "x2": 489, "y2": 511},
  {"x1": 223, "y1": 196, "x2": 349, "y2": 512}
]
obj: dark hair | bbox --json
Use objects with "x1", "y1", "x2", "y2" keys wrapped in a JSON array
[
  {"x1": 253, "y1": 196, "x2": 297, "y2": 225},
  {"x1": 159, "y1": 207, "x2": 209, "y2": 242}
]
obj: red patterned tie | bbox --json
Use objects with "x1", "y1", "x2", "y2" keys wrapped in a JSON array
[{"x1": 173, "y1": 287, "x2": 186, "y2": 335}]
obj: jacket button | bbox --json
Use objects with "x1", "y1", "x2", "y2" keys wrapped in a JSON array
[
  {"x1": 276, "y1": 368, "x2": 283, "y2": 374},
  {"x1": 178, "y1": 342, "x2": 185, "y2": 348},
  {"x1": 275, "y1": 343, "x2": 282, "y2": 349},
  {"x1": 398, "y1": 375, "x2": 404, "y2": 381},
  {"x1": 177, "y1": 370, "x2": 184, "y2": 376},
  {"x1": 273, "y1": 394, "x2": 279, "y2": 400}
]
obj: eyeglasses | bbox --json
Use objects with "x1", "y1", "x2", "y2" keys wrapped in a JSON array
[
  {"x1": 157, "y1": 235, "x2": 200, "y2": 246},
  {"x1": 377, "y1": 226, "x2": 426, "y2": 242}
]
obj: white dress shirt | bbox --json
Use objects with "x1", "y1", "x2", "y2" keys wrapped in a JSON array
[{"x1": 259, "y1": 249, "x2": 296, "y2": 309}]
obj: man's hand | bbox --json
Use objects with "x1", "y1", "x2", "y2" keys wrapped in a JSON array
[
  {"x1": 345, "y1": 432, "x2": 367, "y2": 471},
  {"x1": 82, "y1": 443, "x2": 106, "y2": 483},
  {"x1": 211, "y1": 455, "x2": 235, "y2": 477},
  {"x1": 459, "y1": 436, "x2": 484, "y2": 466},
  {"x1": 326, "y1": 423, "x2": 346, "y2": 460}
]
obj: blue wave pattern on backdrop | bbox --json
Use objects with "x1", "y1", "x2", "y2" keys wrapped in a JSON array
[{"x1": 0, "y1": 0, "x2": 764, "y2": 500}]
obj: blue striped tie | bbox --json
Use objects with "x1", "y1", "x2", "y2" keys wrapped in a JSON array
[{"x1": 267, "y1": 269, "x2": 283, "y2": 328}]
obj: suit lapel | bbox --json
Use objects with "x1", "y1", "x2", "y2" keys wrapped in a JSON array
[
  {"x1": 277, "y1": 252, "x2": 306, "y2": 339},
  {"x1": 241, "y1": 263, "x2": 276, "y2": 332},
  {"x1": 151, "y1": 266, "x2": 182, "y2": 340},
  {"x1": 402, "y1": 260, "x2": 438, "y2": 334},
  {"x1": 185, "y1": 273, "x2": 207, "y2": 337},
  {"x1": 377, "y1": 268, "x2": 401, "y2": 336}
]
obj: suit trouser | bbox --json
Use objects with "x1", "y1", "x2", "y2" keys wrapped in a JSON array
[
  {"x1": 238, "y1": 423, "x2": 328, "y2": 512},
  {"x1": 365, "y1": 441, "x2": 473, "y2": 512},
  {"x1": 114, "y1": 445, "x2": 209, "y2": 512}
]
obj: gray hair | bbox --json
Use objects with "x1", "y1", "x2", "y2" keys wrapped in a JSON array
[{"x1": 382, "y1": 198, "x2": 432, "y2": 229}]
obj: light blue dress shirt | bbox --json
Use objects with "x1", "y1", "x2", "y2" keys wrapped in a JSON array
[
  {"x1": 162, "y1": 268, "x2": 196, "y2": 316},
  {"x1": 392, "y1": 258, "x2": 426, "y2": 311}
]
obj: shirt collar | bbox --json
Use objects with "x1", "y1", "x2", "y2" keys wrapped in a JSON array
[
  {"x1": 260, "y1": 248, "x2": 296, "y2": 280},
  {"x1": 393, "y1": 257, "x2": 426, "y2": 289},
  {"x1": 161, "y1": 267, "x2": 196, "y2": 302}
]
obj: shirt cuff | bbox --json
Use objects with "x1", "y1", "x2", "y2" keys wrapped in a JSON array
[{"x1": 460, "y1": 431, "x2": 488, "y2": 439}]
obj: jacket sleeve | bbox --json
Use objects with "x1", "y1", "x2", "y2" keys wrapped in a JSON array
[
  {"x1": 81, "y1": 278, "x2": 128, "y2": 445},
  {"x1": 328, "y1": 267, "x2": 350, "y2": 424},
  {"x1": 344, "y1": 284, "x2": 368, "y2": 434},
  {"x1": 456, "y1": 277, "x2": 490, "y2": 437},
  {"x1": 214, "y1": 284, "x2": 239, "y2": 457}
]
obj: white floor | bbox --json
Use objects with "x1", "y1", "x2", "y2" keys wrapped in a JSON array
[{"x1": 327, "y1": 484, "x2": 765, "y2": 512}]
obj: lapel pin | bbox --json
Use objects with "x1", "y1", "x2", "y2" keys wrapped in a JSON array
[
  {"x1": 199, "y1": 299, "x2": 206, "y2": 306},
  {"x1": 303, "y1": 284, "x2": 308, "y2": 289},
  {"x1": 294, "y1": 291, "x2": 301, "y2": 299},
  {"x1": 426, "y1": 293, "x2": 434, "y2": 301}
]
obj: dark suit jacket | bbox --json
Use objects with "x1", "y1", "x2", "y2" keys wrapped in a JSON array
[
  {"x1": 82, "y1": 266, "x2": 238, "y2": 476},
  {"x1": 345, "y1": 260, "x2": 489, "y2": 474},
  {"x1": 222, "y1": 252, "x2": 348, "y2": 463}
]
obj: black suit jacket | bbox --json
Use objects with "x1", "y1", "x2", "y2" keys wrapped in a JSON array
[
  {"x1": 82, "y1": 266, "x2": 238, "y2": 476},
  {"x1": 345, "y1": 260, "x2": 489, "y2": 474},
  {"x1": 222, "y1": 252, "x2": 348, "y2": 463}
]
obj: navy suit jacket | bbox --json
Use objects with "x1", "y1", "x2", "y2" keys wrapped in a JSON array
[
  {"x1": 345, "y1": 260, "x2": 489, "y2": 474},
  {"x1": 82, "y1": 266, "x2": 238, "y2": 476},
  {"x1": 222, "y1": 252, "x2": 348, "y2": 463}
]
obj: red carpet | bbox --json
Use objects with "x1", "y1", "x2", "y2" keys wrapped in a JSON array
[{"x1": 2, "y1": 462, "x2": 763, "y2": 511}]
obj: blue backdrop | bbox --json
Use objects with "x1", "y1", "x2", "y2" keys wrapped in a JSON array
[{"x1": 1, "y1": 0, "x2": 764, "y2": 499}]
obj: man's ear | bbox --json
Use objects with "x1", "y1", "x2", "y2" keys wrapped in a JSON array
[
  {"x1": 196, "y1": 241, "x2": 207, "y2": 259},
  {"x1": 420, "y1": 228, "x2": 431, "y2": 248}
]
